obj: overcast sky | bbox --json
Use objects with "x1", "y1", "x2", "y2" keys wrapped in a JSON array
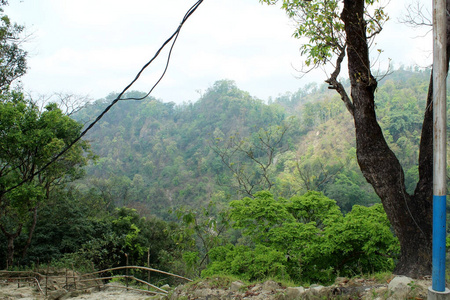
[{"x1": 7, "y1": 0, "x2": 432, "y2": 104}]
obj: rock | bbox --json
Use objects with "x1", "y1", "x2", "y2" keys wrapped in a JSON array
[
  {"x1": 251, "y1": 284, "x2": 262, "y2": 292},
  {"x1": 193, "y1": 287, "x2": 216, "y2": 298},
  {"x1": 273, "y1": 292, "x2": 286, "y2": 300},
  {"x1": 378, "y1": 286, "x2": 389, "y2": 292},
  {"x1": 308, "y1": 285, "x2": 330, "y2": 298},
  {"x1": 170, "y1": 285, "x2": 186, "y2": 300},
  {"x1": 47, "y1": 289, "x2": 68, "y2": 300},
  {"x1": 388, "y1": 275, "x2": 413, "y2": 289},
  {"x1": 263, "y1": 280, "x2": 280, "y2": 291},
  {"x1": 335, "y1": 277, "x2": 348, "y2": 285},
  {"x1": 161, "y1": 276, "x2": 432, "y2": 300},
  {"x1": 160, "y1": 284, "x2": 170, "y2": 291},
  {"x1": 387, "y1": 276, "x2": 413, "y2": 300},
  {"x1": 59, "y1": 292, "x2": 73, "y2": 300},
  {"x1": 310, "y1": 285, "x2": 325, "y2": 293},
  {"x1": 376, "y1": 286, "x2": 389, "y2": 297},
  {"x1": 68, "y1": 290, "x2": 82, "y2": 297},
  {"x1": 346, "y1": 278, "x2": 365, "y2": 287},
  {"x1": 361, "y1": 286, "x2": 388, "y2": 300},
  {"x1": 230, "y1": 280, "x2": 245, "y2": 291},
  {"x1": 285, "y1": 286, "x2": 305, "y2": 300}
]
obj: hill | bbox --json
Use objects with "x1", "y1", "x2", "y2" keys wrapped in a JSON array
[{"x1": 72, "y1": 67, "x2": 433, "y2": 219}]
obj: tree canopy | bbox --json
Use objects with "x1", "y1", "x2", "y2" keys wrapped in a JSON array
[
  {"x1": 0, "y1": 92, "x2": 92, "y2": 267},
  {"x1": 0, "y1": 5, "x2": 26, "y2": 92}
]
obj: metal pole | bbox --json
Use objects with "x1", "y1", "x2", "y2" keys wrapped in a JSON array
[{"x1": 432, "y1": 0, "x2": 447, "y2": 293}]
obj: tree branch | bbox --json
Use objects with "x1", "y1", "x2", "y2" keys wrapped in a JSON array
[{"x1": 325, "y1": 45, "x2": 354, "y2": 116}]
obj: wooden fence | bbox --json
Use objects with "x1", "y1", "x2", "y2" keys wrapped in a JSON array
[{"x1": 0, "y1": 265, "x2": 192, "y2": 297}]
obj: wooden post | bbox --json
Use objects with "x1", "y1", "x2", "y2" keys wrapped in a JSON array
[
  {"x1": 45, "y1": 264, "x2": 50, "y2": 297},
  {"x1": 92, "y1": 262, "x2": 100, "y2": 290},
  {"x1": 147, "y1": 248, "x2": 151, "y2": 290},
  {"x1": 36, "y1": 259, "x2": 40, "y2": 289},
  {"x1": 125, "y1": 253, "x2": 129, "y2": 288},
  {"x1": 72, "y1": 263, "x2": 77, "y2": 290}
]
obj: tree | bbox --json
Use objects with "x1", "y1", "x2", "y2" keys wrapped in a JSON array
[
  {"x1": 0, "y1": 92, "x2": 92, "y2": 267},
  {"x1": 172, "y1": 202, "x2": 230, "y2": 276},
  {"x1": 0, "y1": 3, "x2": 27, "y2": 92},
  {"x1": 0, "y1": 1, "x2": 92, "y2": 268},
  {"x1": 211, "y1": 121, "x2": 291, "y2": 197},
  {"x1": 203, "y1": 191, "x2": 398, "y2": 283},
  {"x1": 260, "y1": 0, "x2": 448, "y2": 277}
]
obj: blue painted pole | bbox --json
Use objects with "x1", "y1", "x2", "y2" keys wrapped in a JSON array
[
  {"x1": 431, "y1": 0, "x2": 447, "y2": 293},
  {"x1": 433, "y1": 195, "x2": 447, "y2": 291},
  {"x1": 429, "y1": 0, "x2": 449, "y2": 298}
]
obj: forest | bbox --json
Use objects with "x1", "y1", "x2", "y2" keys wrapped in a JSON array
[
  {"x1": 2, "y1": 66, "x2": 446, "y2": 285},
  {"x1": 1, "y1": 0, "x2": 450, "y2": 290}
]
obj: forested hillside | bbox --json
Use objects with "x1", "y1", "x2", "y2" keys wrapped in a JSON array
[
  {"x1": 72, "y1": 67, "x2": 432, "y2": 219},
  {"x1": 1, "y1": 67, "x2": 443, "y2": 284}
]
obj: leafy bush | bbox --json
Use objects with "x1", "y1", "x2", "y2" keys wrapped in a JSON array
[
  {"x1": 202, "y1": 191, "x2": 399, "y2": 284},
  {"x1": 202, "y1": 244, "x2": 287, "y2": 281}
]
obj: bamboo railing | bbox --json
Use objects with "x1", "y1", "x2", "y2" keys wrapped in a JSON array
[{"x1": 0, "y1": 264, "x2": 192, "y2": 297}]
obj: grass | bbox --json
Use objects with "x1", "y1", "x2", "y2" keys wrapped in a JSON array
[
  {"x1": 186, "y1": 274, "x2": 246, "y2": 290},
  {"x1": 367, "y1": 271, "x2": 394, "y2": 284}
]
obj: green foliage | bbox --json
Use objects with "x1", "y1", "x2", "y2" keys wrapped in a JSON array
[
  {"x1": 202, "y1": 244, "x2": 288, "y2": 281},
  {"x1": 73, "y1": 70, "x2": 431, "y2": 221},
  {"x1": 300, "y1": 93, "x2": 345, "y2": 129},
  {"x1": 56, "y1": 69, "x2": 431, "y2": 282},
  {"x1": 172, "y1": 201, "x2": 230, "y2": 276},
  {"x1": 211, "y1": 120, "x2": 292, "y2": 196},
  {"x1": 288, "y1": 191, "x2": 342, "y2": 225},
  {"x1": 111, "y1": 207, "x2": 147, "y2": 260},
  {"x1": 52, "y1": 206, "x2": 182, "y2": 282},
  {"x1": 204, "y1": 191, "x2": 398, "y2": 284},
  {"x1": 182, "y1": 251, "x2": 199, "y2": 277},
  {"x1": 0, "y1": 6, "x2": 27, "y2": 92},
  {"x1": 324, "y1": 204, "x2": 399, "y2": 276},
  {"x1": 5, "y1": 0, "x2": 435, "y2": 282},
  {"x1": 260, "y1": 0, "x2": 387, "y2": 68},
  {"x1": 73, "y1": 82, "x2": 290, "y2": 218},
  {"x1": 16, "y1": 188, "x2": 101, "y2": 265},
  {"x1": 325, "y1": 173, "x2": 378, "y2": 212},
  {"x1": 0, "y1": 91, "x2": 92, "y2": 267}
]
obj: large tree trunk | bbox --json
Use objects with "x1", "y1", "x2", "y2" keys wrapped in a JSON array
[
  {"x1": 341, "y1": 0, "x2": 437, "y2": 277},
  {"x1": 0, "y1": 223, "x2": 23, "y2": 268}
]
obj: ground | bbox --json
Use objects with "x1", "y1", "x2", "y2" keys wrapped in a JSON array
[{"x1": 0, "y1": 274, "x2": 434, "y2": 299}]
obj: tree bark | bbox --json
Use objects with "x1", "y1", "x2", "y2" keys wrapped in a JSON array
[
  {"x1": 21, "y1": 206, "x2": 38, "y2": 259},
  {"x1": 341, "y1": 0, "x2": 439, "y2": 277},
  {"x1": 0, "y1": 223, "x2": 23, "y2": 268}
]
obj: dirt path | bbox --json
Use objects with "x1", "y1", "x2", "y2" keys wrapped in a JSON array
[{"x1": 0, "y1": 282, "x2": 162, "y2": 299}]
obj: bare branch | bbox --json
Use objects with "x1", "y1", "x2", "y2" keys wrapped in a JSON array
[
  {"x1": 29, "y1": 92, "x2": 91, "y2": 116},
  {"x1": 210, "y1": 122, "x2": 290, "y2": 197},
  {"x1": 399, "y1": 1, "x2": 432, "y2": 28}
]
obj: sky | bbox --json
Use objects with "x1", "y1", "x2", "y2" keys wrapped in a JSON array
[{"x1": 7, "y1": 0, "x2": 433, "y2": 104}]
